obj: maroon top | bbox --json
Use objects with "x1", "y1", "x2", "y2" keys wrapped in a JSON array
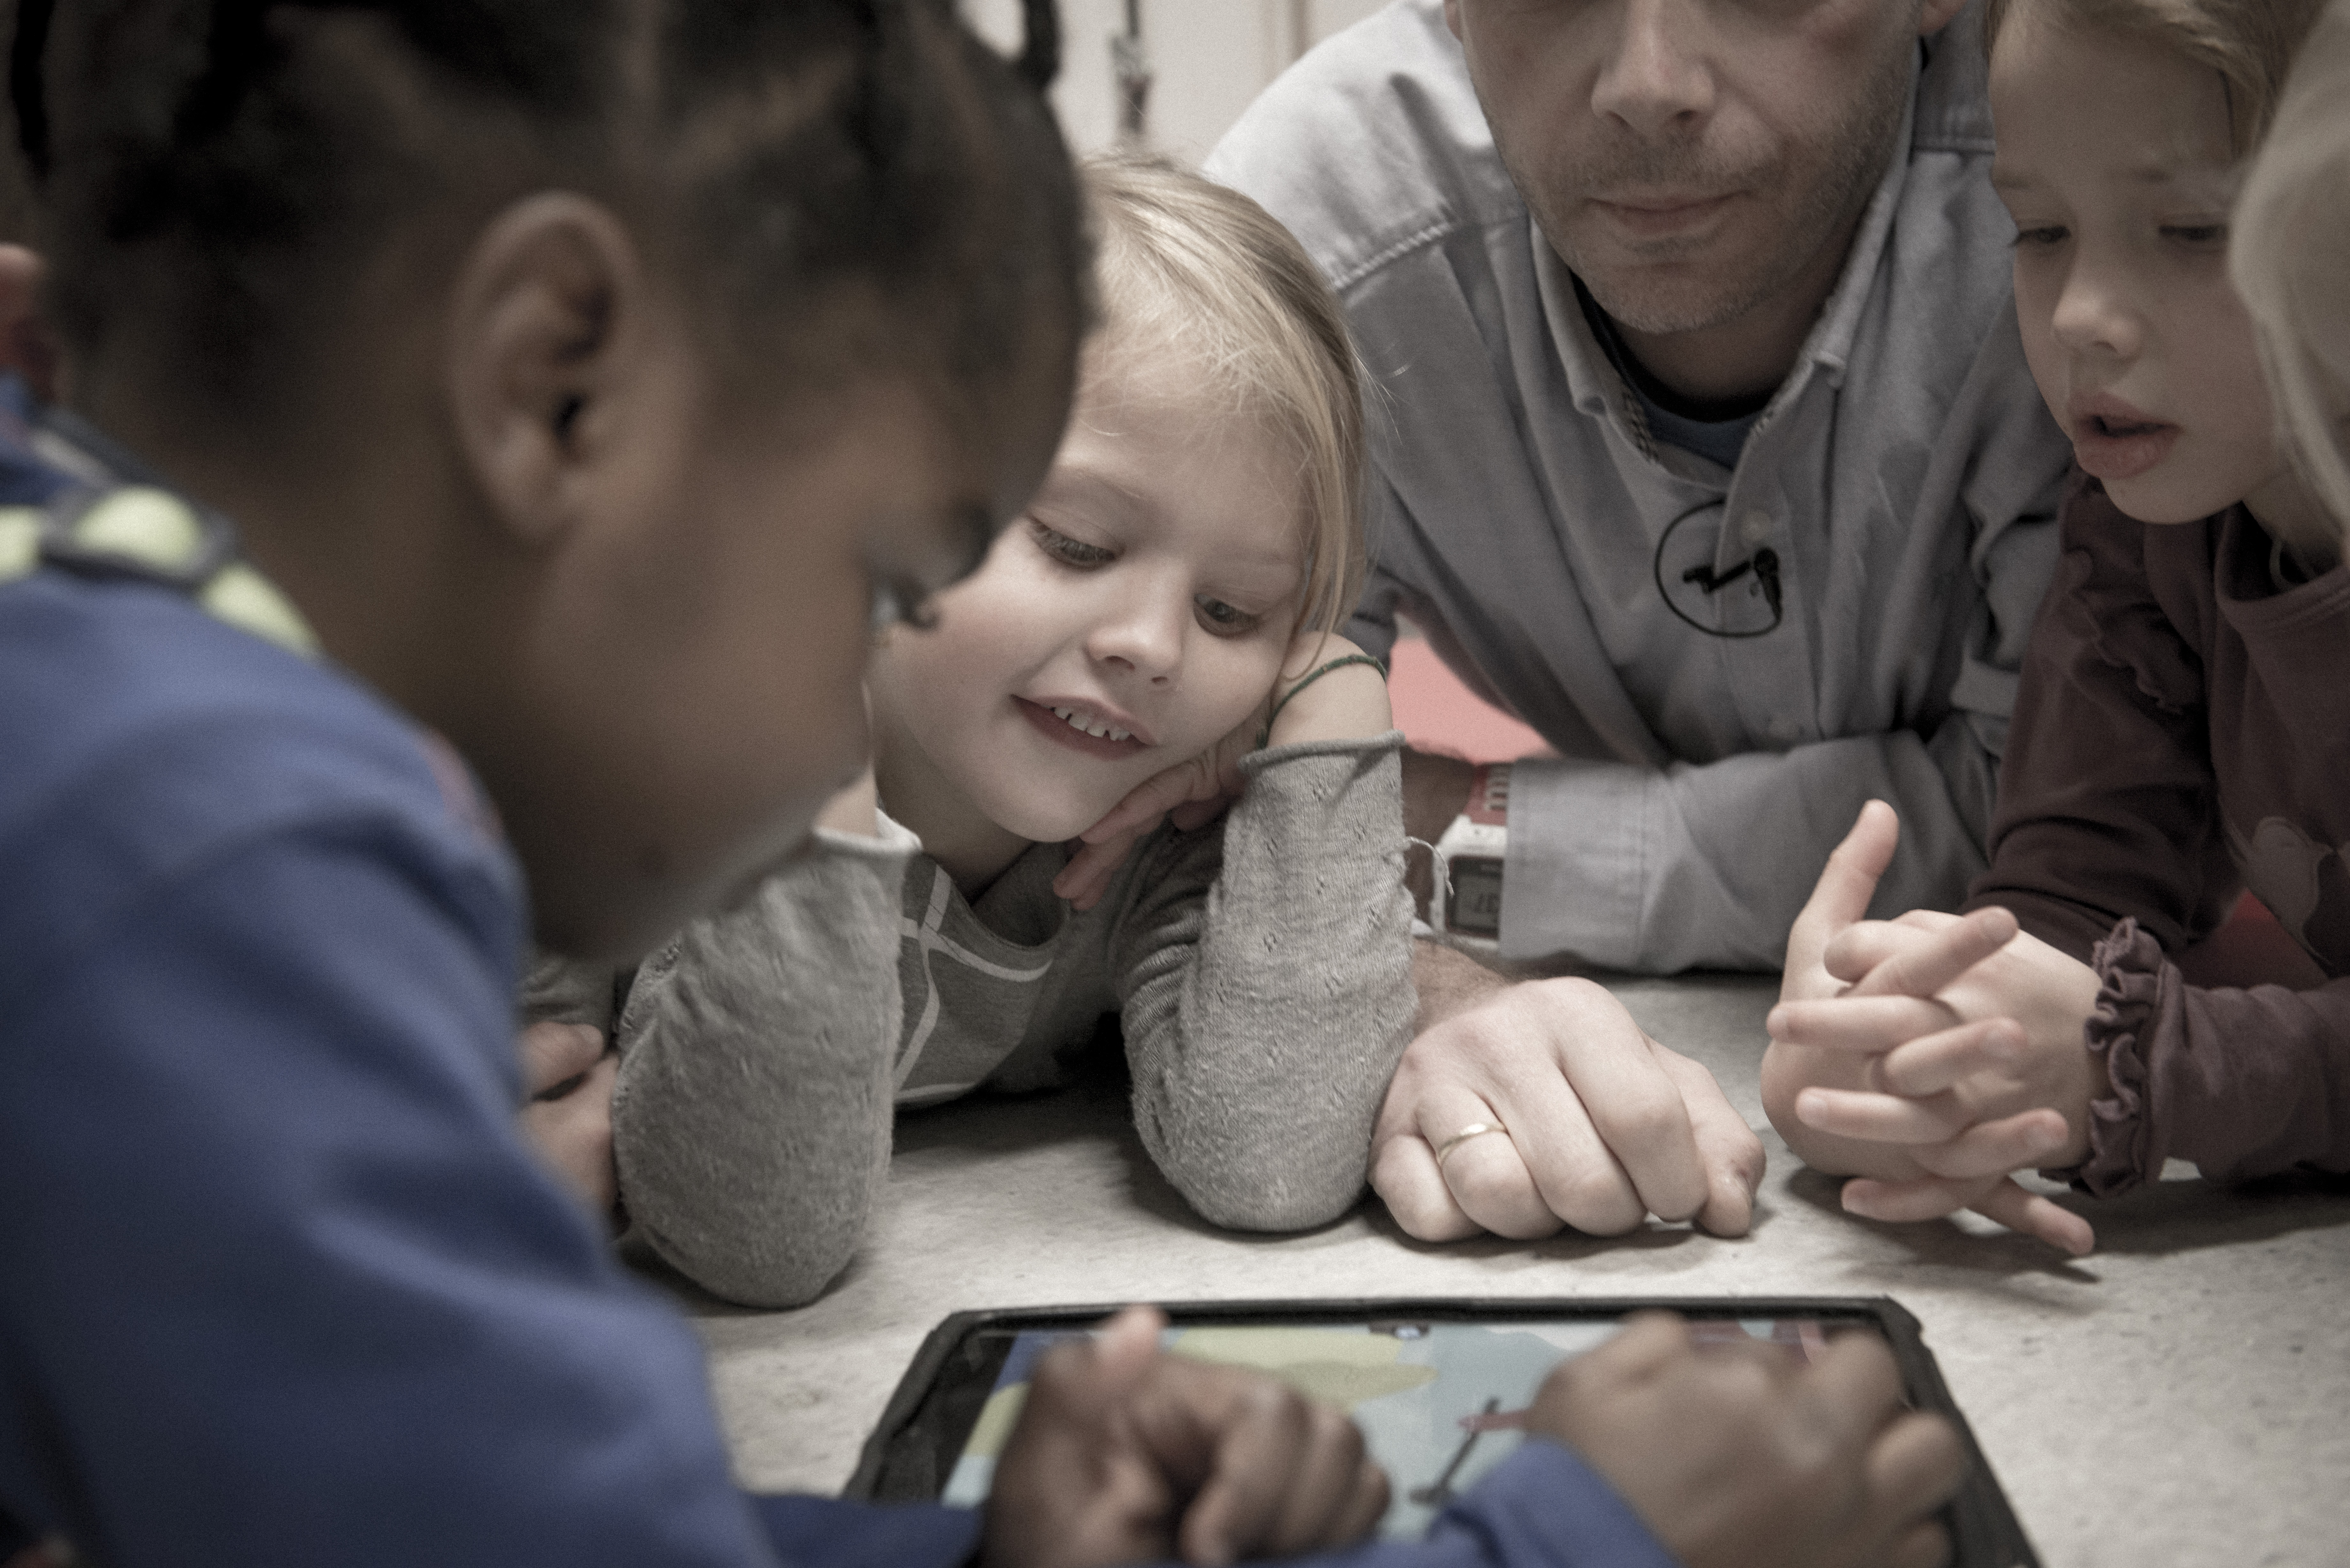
[{"x1": 1965, "y1": 476, "x2": 2350, "y2": 1196}]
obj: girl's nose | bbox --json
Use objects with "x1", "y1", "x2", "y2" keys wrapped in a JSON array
[
  {"x1": 2050, "y1": 258, "x2": 2144, "y2": 360},
  {"x1": 1086, "y1": 584, "x2": 1184, "y2": 686}
]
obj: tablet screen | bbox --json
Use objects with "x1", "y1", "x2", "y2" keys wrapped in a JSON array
[{"x1": 938, "y1": 1314, "x2": 1852, "y2": 1540}]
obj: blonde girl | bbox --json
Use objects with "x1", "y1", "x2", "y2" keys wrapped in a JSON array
[
  {"x1": 534, "y1": 157, "x2": 1415, "y2": 1307},
  {"x1": 2232, "y1": 0, "x2": 2350, "y2": 532},
  {"x1": 1762, "y1": 0, "x2": 2346, "y2": 1254}
]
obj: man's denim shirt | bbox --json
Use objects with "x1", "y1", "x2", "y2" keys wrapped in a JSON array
[{"x1": 1208, "y1": 0, "x2": 2072, "y2": 972}]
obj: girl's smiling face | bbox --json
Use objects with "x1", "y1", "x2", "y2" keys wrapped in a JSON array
[
  {"x1": 868, "y1": 327, "x2": 1306, "y2": 879},
  {"x1": 1990, "y1": 11, "x2": 2282, "y2": 524}
]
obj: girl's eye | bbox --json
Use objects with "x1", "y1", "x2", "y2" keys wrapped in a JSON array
[
  {"x1": 2160, "y1": 223, "x2": 2227, "y2": 246},
  {"x1": 1194, "y1": 595, "x2": 1261, "y2": 637},
  {"x1": 2010, "y1": 223, "x2": 2068, "y2": 248},
  {"x1": 1030, "y1": 521, "x2": 1116, "y2": 569},
  {"x1": 869, "y1": 577, "x2": 938, "y2": 636}
]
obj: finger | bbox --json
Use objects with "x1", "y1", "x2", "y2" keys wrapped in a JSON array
[
  {"x1": 1330, "y1": 1455, "x2": 1391, "y2": 1544},
  {"x1": 1653, "y1": 1045, "x2": 1767, "y2": 1237},
  {"x1": 1816, "y1": 918, "x2": 1941, "y2": 986},
  {"x1": 1258, "y1": 1405, "x2": 1375, "y2": 1557},
  {"x1": 1796, "y1": 1328, "x2": 1908, "y2": 1449},
  {"x1": 1793, "y1": 1086, "x2": 1971, "y2": 1145},
  {"x1": 1839, "y1": 1173, "x2": 1997, "y2": 1224},
  {"x1": 1889, "y1": 1519, "x2": 1957, "y2": 1568},
  {"x1": 1875, "y1": 1017, "x2": 2027, "y2": 1097},
  {"x1": 1786, "y1": 800, "x2": 1901, "y2": 971},
  {"x1": 1969, "y1": 1177, "x2": 2097, "y2": 1256},
  {"x1": 1846, "y1": 907, "x2": 2019, "y2": 1000},
  {"x1": 1052, "y1": 828, "x2": 1149, "y2": 909},
  {"x1": 1910, "y1": 1109, "x2": 2072, "y2": 1180},
  {"x1": 1369, "y1": 1131, "x2": 1485, "y2": 1241},
  {"x1": 519, "y1": 1021, "x2": 604, "y2": 1096},
  {"x1": 1080, "y1": 762, "x2": 1213, "y2": 845},
  {"x1": 1766, "y1": 995, "x2": 1962, "y2": 1055},
  {"x1": 1418, "y1": 1084, "x2": 1577, "y2": 1240},
  {"x1": 1866, "y1": 1410, "x2": 1968, "y2": 1541},
  {"x1": 1175, "y1": 1380, "x2": 1311, "y2": 1566},
  {"x1": 1168, "y1": 795, "x2": 1234, "y2": 833},
  {"x1": 1557, "y1": 1024, "x2": 1709, "y2": 1226},
  {"x1": 1584, "y1": 1311, "x2": 1694, "y2": 1383}
]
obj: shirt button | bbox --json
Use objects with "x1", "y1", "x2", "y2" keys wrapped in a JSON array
[{"x1": 1741, "y1": 510, "x2": 1773, "y2": 548}]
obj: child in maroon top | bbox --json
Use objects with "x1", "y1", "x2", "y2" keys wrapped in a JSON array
[{"x1": 1760, "y1": 0, "x2": 2345, "y2": 1254}]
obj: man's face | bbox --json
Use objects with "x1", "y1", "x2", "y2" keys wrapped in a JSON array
[{"x1": 1446, "y1": 0, "x2": 1932, "y2": 336}]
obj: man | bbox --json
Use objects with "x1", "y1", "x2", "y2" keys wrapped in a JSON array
[{"x1": 1204, "y1": 0, "x2": 2071, "y2": 1241}]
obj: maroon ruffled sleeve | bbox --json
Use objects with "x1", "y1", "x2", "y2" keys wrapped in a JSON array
[
  {"x1": 2051, "y1": 917, "x2": 2350, "y2": 1196},
  {"x1": 1963, "y1": 478, "x2": 2239, "y2": 960}
]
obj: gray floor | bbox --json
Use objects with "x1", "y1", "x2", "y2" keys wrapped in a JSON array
[{"x1": 678, "y1": 973, "x2": 2350, "y2": 1567}]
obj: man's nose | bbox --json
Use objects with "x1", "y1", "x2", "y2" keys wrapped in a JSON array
[{"x1": 1591, "y1": 0, "x2": 1717, "y2": 138}]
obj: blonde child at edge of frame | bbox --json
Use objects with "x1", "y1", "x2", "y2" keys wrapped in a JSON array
[
  {"x1": 528, "y1": 155, "x2": 1419, "y2": 1311},
  {"x1": 1761, "y1": 0, "x2": 2347, "y2": 1255}
]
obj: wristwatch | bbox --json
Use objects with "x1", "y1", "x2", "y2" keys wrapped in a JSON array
[{"x1": 1433, "y1": 763, "x2": 1509, "y2": 937}]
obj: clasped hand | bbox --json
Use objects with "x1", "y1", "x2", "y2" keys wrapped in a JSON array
[
  {"x1": 983, "y1": 1306, "x2": 1965, "y2": 1568},
  {"x1": 1051, "y1": 631, "x2": 1390, "y2": 910},
  {"x1": 1762, "y1": 802, "x2": 2104, "y2": 1255}
]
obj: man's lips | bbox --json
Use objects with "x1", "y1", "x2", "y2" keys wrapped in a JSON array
[
  {"x1": 1589, "y1": 192, "x2": 1735, "y2": 238},
  {"x1": 1016, "y1": 697, "x2": 1149, "y2": 759},
  {"x1": 2070, "y1": 406, "x2": 2181, "y2": 482}
]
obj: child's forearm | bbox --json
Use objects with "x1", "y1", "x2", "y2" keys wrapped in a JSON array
[
  {"x1": 1115, "y1": 735, "x2": 1415, "y2": 1231},
  {"x1": 613, "y1": 826, "x2": 910, "y2": 1306}
]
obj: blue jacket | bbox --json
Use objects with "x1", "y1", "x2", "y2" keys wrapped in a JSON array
[{"x1": 0, "y1": 559, "x2": 1672, "y2": 1568}]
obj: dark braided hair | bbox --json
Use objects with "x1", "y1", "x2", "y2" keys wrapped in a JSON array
[{"x1": 11, "y1": 0, "x2": 1083, "y2": 421}]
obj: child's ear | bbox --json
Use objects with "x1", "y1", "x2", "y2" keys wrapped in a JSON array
[{"x1": 446, "y1": 193, "x2": 644, "y2": 546}]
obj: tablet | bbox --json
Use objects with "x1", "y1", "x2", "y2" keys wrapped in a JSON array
[{"x1": 846, "y1": 1296, "x2": 2038, "y2": 1568}]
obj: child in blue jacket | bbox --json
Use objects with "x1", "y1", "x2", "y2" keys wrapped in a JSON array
[{"x1": 0, "y1": 3, "x2": 1960, "y2": 1567}]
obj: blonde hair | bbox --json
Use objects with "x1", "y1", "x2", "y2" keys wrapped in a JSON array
[
  {"x1": 1080, "y1": 154, "x2": 1368, "y2": 646},
  {"x1": 1983, "y1": 0, "x2": 2326, "y2": 154},
  {"x1": 2232, "y1": 0, "x2": 2350, "y2": 531}
]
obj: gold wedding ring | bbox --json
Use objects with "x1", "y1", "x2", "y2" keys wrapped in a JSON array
[{"x1": 1434, "y1": 1121, "x2": 1508, "y2": 1168}]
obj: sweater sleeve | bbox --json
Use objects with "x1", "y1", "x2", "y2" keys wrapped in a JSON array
[
  {"x1": 2060, "y1": 919, "x2": 2350, "y2": 1195},
  {"x1": 1105, "y1": 732, "x2": 1418, "y2": 1232},
  {"x1": 1962, "y1": 479, "x2": 2239, "y2": 961},
  {"x1": 612, "y1": 823, "x2": 913, "y2": 1308}
]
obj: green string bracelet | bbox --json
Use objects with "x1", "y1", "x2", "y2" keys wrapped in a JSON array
[{"x1": 1257, "y1": 652, "x2": 1389, "y2": 749}]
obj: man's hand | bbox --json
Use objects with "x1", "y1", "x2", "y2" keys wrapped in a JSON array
[
  {"x1": 1762, "y1": 804, "x2": 2099, "y2": 1255},
  {"x1": 1533, "y1": 1314, "x2": 1965, "y2": 1568},
  {"x1": 517, "y1": 1021, "x2": 618, "y2": 1215},
  {"x1": 982, "y1": 1306, "x2": 1389, "y2": 1568},
  {"x1": 1372, "y1": 945, "x2": 1764, "y2": 1241}
]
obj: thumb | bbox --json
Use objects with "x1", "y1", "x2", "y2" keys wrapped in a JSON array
[
  {"x1": 1789, "y1": 801, "x2": 1900, "y2": 965},
  {"x1": 1031, "y1": 1305, "x2": 1166, "y2": 1427}
]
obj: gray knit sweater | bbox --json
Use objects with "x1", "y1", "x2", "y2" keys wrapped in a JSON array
[{"x1": 525, "y1": 734, "x2": 1417, "y2": 1308}]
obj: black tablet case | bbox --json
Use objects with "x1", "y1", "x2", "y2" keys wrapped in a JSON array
[{"x1": 845, "y1": 1295, "x2": 2038, "y2": 1568}]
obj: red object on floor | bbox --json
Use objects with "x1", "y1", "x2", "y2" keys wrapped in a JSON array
[{"x1": 1386, "y1": 638, "x2": 1551, "y2": 762}]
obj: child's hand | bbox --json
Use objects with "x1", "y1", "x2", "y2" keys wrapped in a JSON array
[
  {"x1": 516, "y1": 1021, "x2": 618, "y2": 1215},
  {"x1": 982, "y1": 1306, "x2": 1388, "y2": 1568},
  {"x1": 1531, "y1": 1314, "x2": 1965, "y2": 1568},
  {"x1": 1051, "y1": 632, "x2": 1390, "y2": 912},
  {"x1": 1763, "y1": 804, "x2": 2101, "y2": 1255}
]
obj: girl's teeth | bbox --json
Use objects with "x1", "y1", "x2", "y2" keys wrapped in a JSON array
[{"x1": 1050, "y1": 705, "x2": 1131, "y2": 743}]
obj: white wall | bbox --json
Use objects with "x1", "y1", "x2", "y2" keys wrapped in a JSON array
[{"x1": 963, "y1": 0, "x2": 1396, "y2": 164}]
